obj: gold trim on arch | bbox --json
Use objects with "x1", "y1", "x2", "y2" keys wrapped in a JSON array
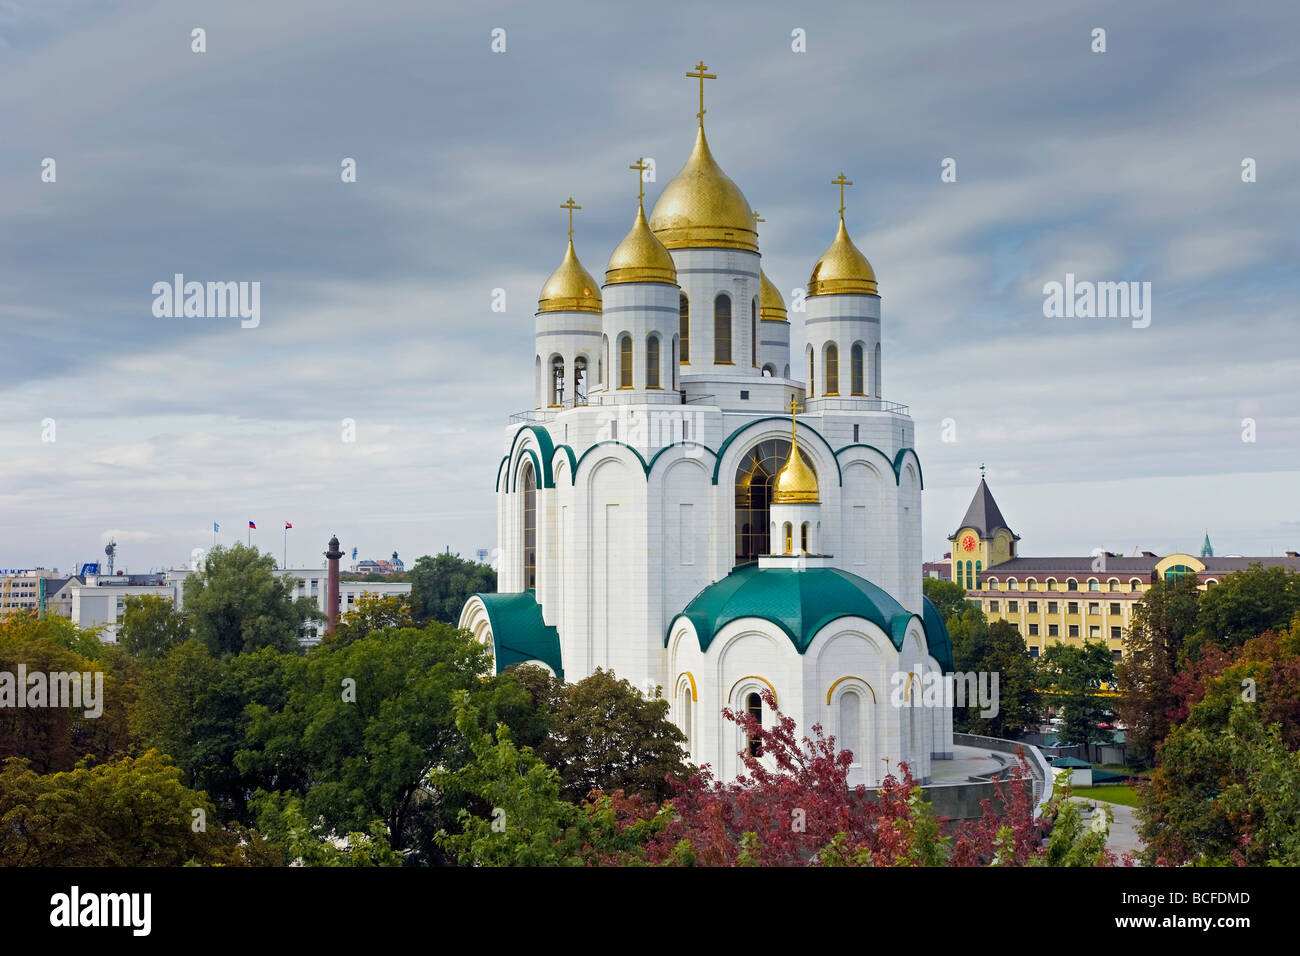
[
  {"x1": 825, "y1": 675, "x2": 876, "y2": 705},
  {"x1": 728, "y1": 675, "x2": 777, "y2": 707},
  {"x1": 676, "y1": 671, "x2": 698, "y2": 702}
]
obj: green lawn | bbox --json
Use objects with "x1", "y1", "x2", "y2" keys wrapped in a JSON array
[{"x1": 1080, "y1": 783, "x2": 1140, "y2": 807}]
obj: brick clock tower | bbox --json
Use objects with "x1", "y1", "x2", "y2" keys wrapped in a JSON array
[{"x1": 324, "y1": 534, "x2": 344, "y2": 635}]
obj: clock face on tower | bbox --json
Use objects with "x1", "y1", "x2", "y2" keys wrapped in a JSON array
[{"x1": 961, "y1": 535, "x2": 976, "y2": 553}]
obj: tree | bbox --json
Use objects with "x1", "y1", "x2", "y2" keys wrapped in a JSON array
[
  {"x1": 0, "y1": 751, "x2": 279, "y2": 866},
  {"x1": 961, "y1": 620, "x2": 1042, "y2": 738},
  {"x1": 1192, "y1": 564, "x2": 1300, "y2": 654},
  {"x1": 131, "y1": 640, "x2": 305, "y2": 822},
  {"x1": 237, "y1": 622, "x2": 529, "y2": 862},
  {"x1": 924, "y1": 576, "x2": 973, "y2": 625},
  {"x1": 322, "y1": 592, "x2": 414, "y2": 648},
  {"x1": 1114, "y1": 576, "x2": 1200, "y2": 763},
  {"x1": 251, "y1": 793, "x2": 403, "y2": 866},
  {"x1": 120, "y1": 593, "x2": 191, "y2": 660},
  {"x1": 184, "y1": 543, "x2": 321, "y2": 656},
  {"x1": 408, "y1": 553, "x2": 496, "y2": 624},
  {"x1": 1039, "y1": 641, "x2": 1114, "y2": 750},
  {"x1": 530, "y1": 668, "x2": 689, "y2": 803}
]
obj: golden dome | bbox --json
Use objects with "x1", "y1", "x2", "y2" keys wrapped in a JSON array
[
  {"x1": 649, "y1": 127, "x2": 757, "y2": 252},
  {"x1": 538, "y1": 239, "x2": 601, "y2": 313},
  {"x1": 773, "y1": 443, "x2": 819, "y2": 504},
  {"x1": 605, "y1": 203, "x2": 678, "y2": 285},
  {"x1": 759, "y1": 268, "x2": 787, "y2": 322},
  {"x1": 808, "y1": 217, "x2": 878, "y2": 296}
]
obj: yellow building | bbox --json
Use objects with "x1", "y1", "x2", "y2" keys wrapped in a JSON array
[{"x1": 944, "y1": 480, "x2": 1300, "y2": 660}]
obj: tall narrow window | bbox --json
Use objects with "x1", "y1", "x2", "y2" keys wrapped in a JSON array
[
  {"x1": 522, "y1": 463, "x2": 536, "y2": 590},
  {"x1": 825, "y1": 344, "x2": 839, "y2": 395},
  {"x1": 574, "y1": 356, "x2": 588, "y2": 405},
  {"x1": 550, "y1": 356, "x2": 564, "y2": 406},
  {"x1": 808, "y1": 348, "x2": 815, "y2": 397},
  {"x1": 714, "y1": 294, "x2": 732, "y2": 364},
  {"x1": 682, "y1": 691, "x2": 692, "y2": 754},
  {"x1": 751, "y1": 298, "x2": 758, "y2": 367},
  {"x1": 679, "y1": 293, "x2": 690, "y2": 364},
  {"x1": 619, "y1": 335, "x2": 633, "y2": 389},
  {"x1": 851, "y1": 343, "x2": 864, "y2": 395},
  {"x1": 873, "y1": 342, "x2": 881, "y2": 396},
  {"x1": 783, "y1": 522, "x2": 793, "y2": 555},
  {"x1": 839, "y1": 692, "x2": 861, "y2": 763},
  {"x1": 746, "y1": 692, "x2": 763, "y2": 757},
  {"x1": 646, "y1": 335, "x2": 660, "y2": 388},
  {"x1": 800, "y1": 522, "x2": 809, "y2": 553}
]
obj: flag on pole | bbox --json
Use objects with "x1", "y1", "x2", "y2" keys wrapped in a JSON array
[
  {"x1": 213, "y1": 522, "x2": 219, "y2": 533},
  {"x1": 284, "y1": 521, "x2": 292, "y2": 530},
  {"x1": 249, "y1": 521, "x2": 256, "y2": 530}
]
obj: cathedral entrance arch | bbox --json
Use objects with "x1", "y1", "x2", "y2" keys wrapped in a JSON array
[{"x1": 734, "y1": 438, "x2": 815, "y2": 565}]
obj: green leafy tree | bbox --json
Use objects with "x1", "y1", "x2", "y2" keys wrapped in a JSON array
[
  {"x1": 529, "y1": 667, "x2": 690, "y2": 803},
  {"x1": 0, "y1": 750, "x2": 279, "y2": 866},
  {"x1": 924, "y1": 576, "x2": 973, "y2": 625},
  {"x1": 251, "y1": 793, "x2": 403, "y2": 866},
  {"x1": 238, "y1": 622, "x2": 528, "y2": 862},
  {"x1": 960, "y1": 620, "x2": 1042, "y2": 738},
  {"x1": 1039, "y1": 641, "x2": 1114, "y2": 749},
  {"x1": 1192, "y1": 564, "x2": 1300, "y2": 654},
  {"x1": 131, "y1": 640, "x2": 305, "y2": 822},
  {"x1": 1114, "y1": 576, "x2": 1200, "y2": 763},
  {"x1": 408, "y1": 553, "x2": 496, "y2": 624},
  {"x1": 323, "y1": 592, "x2": 414, "y2": 648},
  {"x1": 120, "y1": 593, "x2": 191, "y2": 660},
  {"x1": 184, "y1": 544, "x2": 321, "y2": 656}
]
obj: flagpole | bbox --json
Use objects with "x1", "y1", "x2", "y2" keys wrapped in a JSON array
[
  {"x1": 248, "y1": 524, "x2": 251, "y2": 548},
  {"x1": 283, "y1": 527, "x2": 288, "y2": 570}
]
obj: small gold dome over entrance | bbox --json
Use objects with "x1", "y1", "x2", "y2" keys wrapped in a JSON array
[{"x1": 773, "y1": 397, "x2": 819, "y2": 504}]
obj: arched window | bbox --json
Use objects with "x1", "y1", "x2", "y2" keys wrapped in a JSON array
[
  {"x1": 783, "y1": 522, "x2": 793, "y2": 555},
  {"x1": 601, "y1": 334, "x2": 608, "y2": 385},
  {"x1": 574, "y1": 356, "x2": 588, "y2": 405},
  {"x1": 839, "y1": 691, "x2": 861, "y2": 763},
  {"x1": 965, "y1": 560, "x2": 973, "y2": 590},
  {"x1": 1129, "y1": 578, "x2": 1142, "y2": 591},
  {"x1": 534, "y1": 355, "x2": 542, "y2": 408},
  {"x1": 1087, "y1": 578, "x2": 1099, "y2": 591},
  {"x1": 807, "y1": 347, "x2": 815, "y2": 397},
  {"x1": 988, "y1": 577, "x2": 999, "y2": 591},
  {"x1": 1107, "y1": 578, "x2": 1120, "y2": 591},
  {"x1": 522, "y1": 462, "x2": 536, "y2": 590},
  {"x1": 746, "y1": 692, "x2": 763, "y2": 757},
  {"x1": 851, "y1": 343, "x2": 864, "y2": 395},
  {"x1": 800, "y1": 522, "x2": 809, "y2": 553},
  {"x1": 1164, "y1": 564, "x2": 1196, "y2": 582},
  {"x1": 646, "y1": 335, "x2": 660, "y2": 388},
  {"x1": 679, "y1": 293, "x2": 690, "y2": 364},
  {"x1": 682, "y1": 689, "x2": 692, "y2": 754},
  {"x1": 825, "y1": 344, "x2": 839, "y2": 395},
  {"x1": 751, "y1": 298, "x2": 758, "y2": 367},
  {"x1": 1067, "y1": 578, "x2": 1078, "y2": 591},
  {"x1": 762, "y1": 364, "x2": 775, "y2": 377},
  {"x1": 714, "y1": 294, "x2": 732, "y2": 364},
  {"x1": 1046, "y1": 578, "x2": 1058, "y2": 591},
  {"x1": 550, "y1": 355, "x2": 565, "y2": 406},
  {"x1": 735, "y1": 439, "x2": 812, "y2": 564},
  {"x1": 873, "y1": 342, "x2": 881, "y2": 396},
  {"x1": 1026, "y1": 578, "x2": 1038, "y2": 591},
  {"x1": 1008, "y1": 578, "x2": 1019, "y2": 590},
  {"x1": 618, "y1": 335, "x2": 633, "y2": 389},
  {"x1": 976, "y1": 560, "x2": 982, "y2": 587},
  {"x1": 671, "y1": 335, "x2": 679, "y2": 390},
  {"x1": 783, "y1": 363, "x2": 790, "y2": 378}
]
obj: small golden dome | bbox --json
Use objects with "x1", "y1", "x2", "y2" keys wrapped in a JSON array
[
  {"x1": 649, "y1": 127, "x2": 757, "y2": 252},
  {"x1": 808, "y1": 217, "x2": 878, "y2": 296},
  {"x1": 759, "y1": 268, "x2": 787, "y2": 322},
  {"x1": 538, "y1": 239, "x2": 602, "y2": 313},
  {"x1": 605, "y1": 203, "x2": 678, "y2": 286},
  {"x1": 773, "y1": 444, "x2": 819, "y2": 504}
]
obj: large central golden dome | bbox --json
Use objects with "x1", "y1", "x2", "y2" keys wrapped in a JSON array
[{"x1": 649, "y1": 127, "x2": 757, "y2": 252}]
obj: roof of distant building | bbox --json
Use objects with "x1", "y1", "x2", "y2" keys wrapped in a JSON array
[{"x1": 949, "y1": 478, "x2": 1018, "y2": 541}]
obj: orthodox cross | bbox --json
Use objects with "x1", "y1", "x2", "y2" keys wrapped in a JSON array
[
  {"x1": 629, "y1": 158, "x2": 650, "y2": 204},
  {"x1": 787, "y1": 395, "x2": 803, "y2": 440},
  {"x1": 560, "y1": 197, "x2": 580, "y2": 240},
  {"x1": 686, "y1": 61, "x2": 716, "y2": 126},
  {"x1": 980, "y1": 462, "x2": 986, "y2": 480},
  {"x1": 832, "y1": 172, "x2": 853, "y2": 219}
]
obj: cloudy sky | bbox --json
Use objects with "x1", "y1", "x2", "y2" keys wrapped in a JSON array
[{"x1": 2, "y1": 0, "x2": 1297, "y2": 575}]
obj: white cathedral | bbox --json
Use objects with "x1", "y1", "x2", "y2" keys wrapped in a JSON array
[{"x1": 460, "y1": 65, "x2": 953, "y2": 786}]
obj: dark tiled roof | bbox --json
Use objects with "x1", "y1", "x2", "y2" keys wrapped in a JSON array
[
  {"x1": 980, "y1": 555, "x2": 1300, "y2": 577},
  {"x1": 949, "y1": 479, "x2": 1017, "y2": 540}
]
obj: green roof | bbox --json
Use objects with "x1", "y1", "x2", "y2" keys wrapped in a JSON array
[
  {"x1": 669, "y1": 564, "x2": 949, "y2": 668},
  {"x1": 921, "y1": 595, "x2": 955, "y2": 672},
  {"x1": 471, "y1": 592, "x2": 564, "y2": 680}
]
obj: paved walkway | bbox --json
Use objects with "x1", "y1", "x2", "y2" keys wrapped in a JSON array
[{"x1": 1072, "y1": 797, "x2": 1143, "y2": 862}]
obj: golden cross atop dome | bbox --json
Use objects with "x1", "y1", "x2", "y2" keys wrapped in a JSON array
[
  {"x1": 753, "y1": 210, "x2": 765, "y2": 225},
  {"x1": 560, "y1": 197, "x2": 581, "y2": 240},
  {"x1": 832, "y1": 172, "x2": 853, "y2": 219},
  {"x1": 787, "y1": 395, "x2": 803, "y2": 440},
  {"x1": 686, "y1": 60, "x2": 716, "y2": 126},
  {"x1": 629, "y1": 158, "x2": 650, "y2": 205}
]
